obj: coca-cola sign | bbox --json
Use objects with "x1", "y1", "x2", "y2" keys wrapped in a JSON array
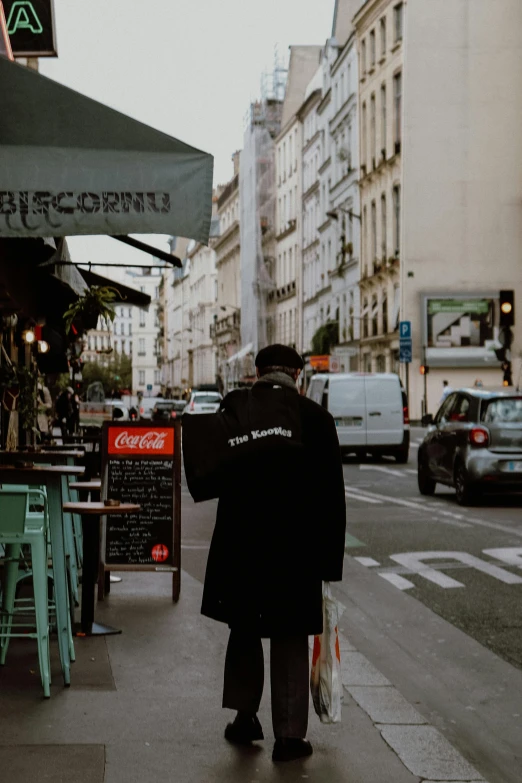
[{"x1": 108, "y1": 426, "x2": 174, "y2": 456}]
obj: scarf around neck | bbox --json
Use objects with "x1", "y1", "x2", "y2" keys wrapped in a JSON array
[{"x1": 255, "y1": 371, "x2": 297, "y2": 392}]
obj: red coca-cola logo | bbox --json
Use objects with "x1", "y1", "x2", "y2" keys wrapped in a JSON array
[
  {"x1": 151, "y1": 544, "x2": 169, "y2": 563},
  {"x1": 108, "y1": 426, "x2": 174, "y2": 456}
]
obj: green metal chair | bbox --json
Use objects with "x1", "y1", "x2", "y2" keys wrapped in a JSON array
[{"x1": 0, "y1": 489, "x2": 51, "y2": 698}]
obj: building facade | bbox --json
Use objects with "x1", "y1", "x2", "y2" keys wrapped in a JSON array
[
  {"x1": 212, "y1": 157, "x2": 241, "y2": 393},
  {"x1": 401, "y1": 0, "x2": 522, "y2": 417},
  {"x1": 126, "y1": 266, "x2": 162, "y2": 397},
  {"x1": 274, "y1": 46, "x2": 322, "y2": 353},
  {"x1": 354, "y1": 0, "x2": 404, "y2": 373}
]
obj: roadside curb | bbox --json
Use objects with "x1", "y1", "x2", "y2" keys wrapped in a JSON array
[{"x1": 337, "y1": 622, "x2": 488, "y2": 783}]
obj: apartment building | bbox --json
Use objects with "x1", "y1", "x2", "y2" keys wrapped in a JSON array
[
  {"x1": 185, "y1": 231, "x2": 218, "y2": 389},
  {"x1": 127, "y1": 266, "x2": 162, "y2": 396},
  {"x1": 299, "y1": 72, "x2": 323, "y2": 353},
  {"x1": 321, "y1": 30, "x2": 361, "y2": 371},
  {"x1": 212, "y1": 155, "x2": 241, "y2": 393},
  {"x1": 401, "y1": 0, "x2": 522, "y2": 416},
  {"x1": 274, "y1": 46, "x2": 322, "y2": 353},
  {"x1": 354, "y1": 0, "x2": 404, "y2": 373}
]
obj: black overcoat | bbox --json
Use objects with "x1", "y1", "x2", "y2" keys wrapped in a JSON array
[{"x1": 199, "y1": 381, "x2": 346, "y2": 637}]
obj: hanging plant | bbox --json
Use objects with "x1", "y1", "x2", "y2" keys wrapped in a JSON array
[{"x1": 64, "y1": 286, "x2": 119, "y2": 336}]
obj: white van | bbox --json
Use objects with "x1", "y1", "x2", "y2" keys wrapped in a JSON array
[{"x1": 307, "y1": 373, "x2": 409, "y2": 462}]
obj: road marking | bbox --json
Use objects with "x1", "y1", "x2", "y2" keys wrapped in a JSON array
[
  {"x1": 345, "y1": 491, "x2": 383, "y2": 504},
  {"x1": 405, "y1": 469, "x2": 417, "y2": 475},
  {"x1": 353, "y1": 556, "x2": 380, "y2": 567},
  {"x1": 391, "y1": 551, "x2": 522, "y2": 587},
  {"x1": 379, "y1": 573, "x2": 416, "y2": 590},
  {"x1": 410, "y1": 442, "x2": 419, "y2": 449},
  {"x1": 360, "y1": 465, "x2": 406, "y2": 478},
  {"x1": 345, "y1": 532, "x2": 366, "y2": 548},
  {"x1": 344, "y1": 485, "x2": 522, "y2": 537},
  {"x1": 483, "y1": 547, "x2": 522, "y2": 569}
]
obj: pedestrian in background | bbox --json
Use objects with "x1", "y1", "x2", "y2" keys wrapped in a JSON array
[
  {"x1": 440, "y1": 380, "x2": 453, "y2": 404},
  {"x1": 197, "y1": 344, "x2": 346, "y2": 763}
]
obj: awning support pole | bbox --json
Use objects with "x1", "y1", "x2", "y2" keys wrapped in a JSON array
[{"x1": 111, "y1": 236, "x2": 181, "y2": 267}]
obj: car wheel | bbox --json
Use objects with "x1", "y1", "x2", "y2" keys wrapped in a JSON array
[
  {"x1": 418, "y1": 462, "x2": 436, "y2": 495},
  {"x1": 454, "y1": 462, "x2": 475, "y2": 506}
]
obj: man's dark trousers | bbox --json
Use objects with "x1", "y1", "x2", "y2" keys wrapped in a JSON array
[{"x1": 223, "y1": 629, "x2": 309, "y2": 738}]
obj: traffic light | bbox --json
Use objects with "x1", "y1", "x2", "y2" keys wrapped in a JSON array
[
  {"x1": 420, "y1": 365, "x2": 429, "y2": 375},
  {"x1": 499, "y1": 290, "x2": 514, "y2": 327}
]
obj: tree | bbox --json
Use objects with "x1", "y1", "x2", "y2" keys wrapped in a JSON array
[
  {"x1": 311, "y1": 323, "x2": 339, "y2": 355},
  {"x1": 82, "y1": 353, "x2": 132, "y2": 398}
]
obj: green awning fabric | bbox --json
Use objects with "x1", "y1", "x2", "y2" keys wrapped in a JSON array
[{"x1": 0, "y1": 57, "x2": 214, "y2": 242}]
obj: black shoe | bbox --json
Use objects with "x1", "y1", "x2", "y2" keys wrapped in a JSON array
[
  {"x1": 272, "y1": 738, "x2": 313, "y2": 762},
  {"x1": 225, "y1": 713, "x2": 264, "y2": 745}
]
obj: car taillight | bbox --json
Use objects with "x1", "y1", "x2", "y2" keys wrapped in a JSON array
[
  {"x1": 140, "y1": 407, "x2": 144, "y2": 414},
  {"x1": 403, "y1": 406, "x2": 410, "y2": 424},
  {"x1": 171, "y1": 411, "x2": 177, "y2": 418},
  {"x1": 469, "y1": 427, "x2": 489, "y2": 447}
]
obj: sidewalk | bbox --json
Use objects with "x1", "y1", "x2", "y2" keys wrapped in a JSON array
[{"x1": 0, "y1": 568, "x2": 487, "y2": 783}]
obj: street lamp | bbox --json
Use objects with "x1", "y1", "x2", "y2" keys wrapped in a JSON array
[{"x1": 327, "y1": 207, "x2": 362, "y2": 222}]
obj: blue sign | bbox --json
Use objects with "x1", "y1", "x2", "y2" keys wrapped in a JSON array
[
  {"x1": 399, "y1": 340, "x2": 412, "y2": 364},
  {"x1": 147, "y1": 384, "x2": 153, "y2": 391},
  {"x1": 399, "y1": 320, "x2": 412, "y2": 339}
]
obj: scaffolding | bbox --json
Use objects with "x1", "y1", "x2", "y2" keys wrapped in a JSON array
[{"x1": 237, "y1": 52, "x2": 287, "y2": 382}]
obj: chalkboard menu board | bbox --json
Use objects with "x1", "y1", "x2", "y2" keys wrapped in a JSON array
[{"x1": 101, "y1": 421, "x2": 181, "y2": 600}]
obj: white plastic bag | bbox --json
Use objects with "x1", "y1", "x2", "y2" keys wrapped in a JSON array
[{"x1": 310, "y1": 582, "x2": 343, "y2": 724}]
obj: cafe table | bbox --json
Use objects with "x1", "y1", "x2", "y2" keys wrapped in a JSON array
[
  {"x1": 63, "y1": 502, "x2": 140, "y2": 636},
  {"x1": 0, "y1": 464, "x2": 85, "y2": 685}
]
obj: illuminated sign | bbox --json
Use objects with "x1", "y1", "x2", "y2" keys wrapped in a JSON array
[{"x1": 4, "y1": 0, "x2": 56, "y2": 56}]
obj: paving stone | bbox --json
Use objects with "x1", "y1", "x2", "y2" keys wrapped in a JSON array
[
  {"x1": 341, "y1": 651, "x2": 392, "y2": 687},
  {"x1": 0, "y1": 744, "x2": 105, "y2": 783},
  {"x1": 379, "y1": 725, "x2": 483, "y2": 781},
  {"x1": 347, "y1": 685, "x2": 428, "y2": 725}
]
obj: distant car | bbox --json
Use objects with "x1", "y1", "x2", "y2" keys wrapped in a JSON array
[
  {"x1": 152, "y1": 400, "x2": 186, "y2": 421},
  {"x1": 184, "y1": 391, "x2": 222, "y2": 415},
  {"x1": 139, "y1": 397, "x2": 162, "y2": 420},
  {"x1": 418, "y1": 388, "x2": 522, "y2": 505}
]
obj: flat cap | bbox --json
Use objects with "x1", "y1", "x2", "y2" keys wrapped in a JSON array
[{"x1": 255, "y1": 344, "x2": 304, "y2": 370}]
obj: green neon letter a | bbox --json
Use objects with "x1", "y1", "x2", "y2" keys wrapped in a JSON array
[{"x1": 7, "y1": 1, "x2": 44, "y2": 35}]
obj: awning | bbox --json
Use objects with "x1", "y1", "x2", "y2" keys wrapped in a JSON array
[
  {"x1": 227, "y1": 342, "x2": 254, "y2": 364},
  {"x1": 78, "y1": 269, "x2": 151, "y2": 308},
  {"x1": 0, "y1": 57, "x2": 213, "y2": 243}
]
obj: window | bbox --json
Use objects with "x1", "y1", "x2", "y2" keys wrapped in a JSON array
[
  {"x1": 371, "y1": 201, "x2": 377, "y2": 261},
  {"x1": 139, "y1": 370, "x2": 145, "y2": 385},
  {"x1": 381, "y1": 84, "x2": 387, "y2": 155},
  {"x1": 361, "y1": 102, "x2": 367, "y2": 166},
  {"x1": 363, "y1": 297, "x2": 369, "y2": 338},
  {"x1": 369, "y1": 30, "x2": 376, "y2": 68},
  {"x1": 361, "y1": 39, "x2": 366, "y2": 76},
  {"x1": 381, "y1": 193, "x2": 387, "y2": 260},
  {"x1": 138, "y1": 338, "x2": 146, "y2": 355},
  {"x1": 370, "y1": 94, "x2": 376, "y2": 165},
  {"x1": 376, "y1": 354, "x2": 386, "y2": 372},
  {"x1": 380, "y1": 16, "x2": 387, "y2": 56},
  {"x1": 362, "y1": 205, "x2": 368, "y2": 274},
  {"x1": 393, "y1": 185, "x2": 401, "y2": 256},
  {"x1": 382, "y1": 291, "x2": 388, "y2": 333},
  {"x1": 154, "y1": 370, "x2": 160, "y2": 384},
  {"x1": 394, "y1": 2, "x2": 404, "y2": 42},
  {"x1": 372, "y1": 294, "x2": 378, "y2": 335},
  {"x1": 139, "y1": 308, "x2": 146, "y2": 327},
  {"x1": 393, "y1": 71, "x2": 402, "y2": 150}
]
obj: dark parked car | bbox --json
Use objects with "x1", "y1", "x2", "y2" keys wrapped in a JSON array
[
  {"x1": 418, "y1": 388, "x2": 522, "y2": 505},
  {"x1": 152, "y1": 400, "x2": 186, "y2": 422}
]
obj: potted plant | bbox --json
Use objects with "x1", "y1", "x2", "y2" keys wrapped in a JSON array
[{"x1": 64, "y1": 286, "x2": 119, "y2": 337}]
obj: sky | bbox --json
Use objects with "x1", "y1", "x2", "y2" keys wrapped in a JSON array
[{"x1": 38, "y1": 0, "x2": 335, "y2": 266}]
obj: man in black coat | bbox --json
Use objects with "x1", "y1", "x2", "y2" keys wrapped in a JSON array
[{"x1": 198, "y1": 344, "x2": 346, "y2": 763}]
